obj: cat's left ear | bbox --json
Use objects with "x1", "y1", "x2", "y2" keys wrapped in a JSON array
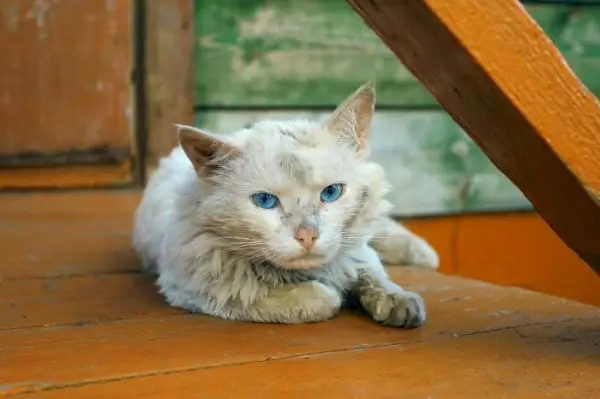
[
  {"x1": 324, "y1": 81, "x2": 375, "y2": 153},
  {"x1": 176, "y1": 124, "x2": 242, "y2": 178}
]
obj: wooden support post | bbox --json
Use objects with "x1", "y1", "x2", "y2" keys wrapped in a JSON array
[
  {"x1": 144, "y1": 0, "x2": 195, "y2": 178},
  {"x1": 347, "y1": 0, "x2": 600, "y2": 274}
]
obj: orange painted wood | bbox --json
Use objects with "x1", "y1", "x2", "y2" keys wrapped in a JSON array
[
  {"x1": 0, "y1": 162, "x2": 132, "y2": 189},
  {"x1": 0, "y1": 274, "x2": 183, "y2": 330},
  {"x1": 453, "y1": 214, "x2": 600, "y2": 307},
  {"x1": 3, "y1": 269, "x2": 599, "y2": 396},
  {"x1": 144, "y1": 0, "x2": 195, "y2": 176},
  {"x1": 347, "y1": 0, "x2": 600, "y2": 274},
  {"x1": 0, "y1": 0, "x2": 134, "y2": 185},
  {"x1": 24, "y1": 320, "x2": 600, "y2": 399},
  {"x1": 0, "y1": 191, "x2": 140, "y2": 223},
  {"x1": 1, "y1": 192, "x2": 600, "y2": 397},
  {"x1": 0, "y1": 191, "x2": 140, "y2": 278},
  {"x1": 2, "y1": 223, "x2": 137, "y2": 278}
]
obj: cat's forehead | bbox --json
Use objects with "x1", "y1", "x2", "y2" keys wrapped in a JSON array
[
  {"x1": 230, "y1": 119, "x2": 359, "y2": 187},
  {"x1": 235, "y1": 119, "x2": 327, "y2": 149}
]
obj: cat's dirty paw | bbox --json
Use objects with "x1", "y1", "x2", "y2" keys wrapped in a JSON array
[{"x1": 363, "y1": 289, "x2": 426, "y2": 329}]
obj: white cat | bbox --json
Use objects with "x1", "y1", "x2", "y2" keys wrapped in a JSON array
[{"x1": 133, "y1": 82, "x2": 439, "y2": 328}]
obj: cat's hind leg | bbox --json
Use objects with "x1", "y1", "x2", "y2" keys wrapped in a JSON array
[{"x1": 369, "y1": 217, "x2": 439, "y2": 269}]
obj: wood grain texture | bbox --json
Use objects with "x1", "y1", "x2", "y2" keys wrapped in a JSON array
[
  {"x1": 0, "y1": 191, "x2": 139, "y2": 277},
  {"x1": 22, "y1": 321, "x2": 600, "y2": 399},
  {"x1": 193, "y1": 2, "x2": 600, "y2": 108},
  {"x1": 0, "y1": 274, "x2": 183, "y2": 330},
  {"x1": 1, "y1": 191, "x2": 600, "y2": 397},
  {"x1": 0, "y1": 0, "x2": 134, "y2": 166},
  {"x1": 144, "y1": 0, "x2": 195, "y2": 175},
  {"x1": 3, "y1": 269, "x2": 600, "y2": 396},
  {"x1": 0, "y1": 162, "x2": 132, "y2": 189},
  {"x1": 347, "y1": 0, "x2": 600, "y2": 273}
]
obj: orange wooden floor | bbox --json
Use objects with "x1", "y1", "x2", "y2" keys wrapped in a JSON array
[{"x1": 1, "y1": 191, "x2": 600, "y2": 398}]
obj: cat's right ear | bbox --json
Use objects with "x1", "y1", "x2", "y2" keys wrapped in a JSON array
[{"x1": 176, "y1": 124, "x2": 242, "y2": 177}]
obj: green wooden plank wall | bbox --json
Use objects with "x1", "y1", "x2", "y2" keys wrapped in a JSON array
[{"x1": 193, "y1": 1, "x2": 600, "y2": 217}]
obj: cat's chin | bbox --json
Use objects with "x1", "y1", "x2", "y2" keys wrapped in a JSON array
[{"x1": 275, "y1": 255, "x2": 328, "y2": 270}]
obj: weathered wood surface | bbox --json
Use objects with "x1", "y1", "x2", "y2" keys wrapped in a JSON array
[
  {"x1": 1, "y1": 191, "x2": 600, "y2": 398},
  {"x1": 193, "y1": 1, "x2": 600, "y2": 108},
  {"x1": 347, "y1": 0, "x2": 600, "y2": 274},
  {"x1": 144, "y1": 0, "x2": 195, "y2": 175},
  {"x1": 0, "y1": 0, "x2": 134, "y2": 167}
]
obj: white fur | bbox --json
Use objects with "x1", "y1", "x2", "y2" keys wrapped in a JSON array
[{"x1": 133, "y1": 83, "x2": 438, "y2": 326}]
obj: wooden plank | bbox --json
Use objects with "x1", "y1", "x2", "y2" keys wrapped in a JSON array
[
  {"x1": 453, "y1": 213, "x2": 600, "y2": 307},
  {"x1": 144, "y1": 0, "x2": 195, "y2": 176},
  {"x1": 347, "y1": 0, "x2": 600, "y2": 273},
  {"x1": 3, "y1": 269, "x2": 599, "y2": 395},
  {"x1": 0, "y1": 191, "x2": 139, "y2": 224},
  {"x1": 0, "y1": 162, "x2": 132, "y2": 189},
  {"x1": 0, "y1": 1, "x2": 134, "y2": 168},
  {"x1": 0, "y1": 274, "x2": 183, "y2": 330},
  {"x1": 1, "y1": 223, "x2": 137, "y2": 279},
  {"x1": 193, "y1": 2, "x2": 600, "y2": 108},
  {"x1": 193, "y1": 0, "x2": 435, "y2": 107},
  {"x1": 22, "y1": 320, "x2": 600, "y2": 399},
  {"x1": 0, "y1": 191, "x2": 136, "y2": 278}
]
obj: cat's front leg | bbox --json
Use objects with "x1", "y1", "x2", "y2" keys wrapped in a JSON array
[
  {"x1": 234, "y1": 281, "x2": 343, "y2": 324},
  {"x1": 370, "y1": 216, "x2": 439, "y2": 269},
  {"x1": 355, "y1": 269, "x2": 426, "y2": 328},
  {"x1": 349, "y1": 247, "x2": 426, "y2": 328}
]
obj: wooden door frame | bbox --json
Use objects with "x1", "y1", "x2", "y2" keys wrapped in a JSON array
[
  {"x1": 0, "y1": 1, "x2": 138, "y2": 190},
  {"x1": 142, "y1": 0, "x2": 195, "y2": 181},
  {"x1": 0, "y1": 1, "x2": 196, "y2": 190}
]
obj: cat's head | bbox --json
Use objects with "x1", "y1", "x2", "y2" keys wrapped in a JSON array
[{"x1": 179, "y1": 82, "x2": 391, "y2": 270}]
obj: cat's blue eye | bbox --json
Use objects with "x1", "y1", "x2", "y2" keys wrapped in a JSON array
[
  {"x1": 251, "y1": 192, "x2": 279, "y2": 209},
  {"x1": 320, "y1": 183, "x2": 344, "y2": 203}
]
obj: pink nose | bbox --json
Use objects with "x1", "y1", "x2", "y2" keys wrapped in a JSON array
[{"x1": 294, "y1": 227, "x2": 319, "y2": 250}]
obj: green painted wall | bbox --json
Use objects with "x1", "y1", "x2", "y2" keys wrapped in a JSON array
[{"x1": 192, "y1": 1, "x2": 600, "y2": 216}]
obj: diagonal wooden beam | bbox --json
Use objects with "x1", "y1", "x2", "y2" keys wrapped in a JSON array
[{"x1": 347, "y1": 0, "x2": 600, "y2": 274}]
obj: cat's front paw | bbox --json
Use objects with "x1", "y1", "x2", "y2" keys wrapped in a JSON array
[{"x1": 362, "y1": 289, "x2": 426, "y2": 329}]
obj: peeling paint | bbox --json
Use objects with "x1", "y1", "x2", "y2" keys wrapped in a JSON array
[
  {"x1": 3, "y1": 3, "x2": 19, "y2": 31},
  {"x1": 24, "y1": 0, "x2": 56, "y2": 40}
]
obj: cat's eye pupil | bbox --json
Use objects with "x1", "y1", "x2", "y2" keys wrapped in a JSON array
[
  {"x1": 320, "y1": 183, "x2": 344, "y2": 203},
  {"x1": 251, "y1": 192, "x2": 279, "y2": 209}
]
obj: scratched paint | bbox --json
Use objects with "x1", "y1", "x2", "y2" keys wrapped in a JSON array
[
  {"x1": 25, "y1": 0, "x2": 51, "y2": 40},
  {"x1": 0, "y1": 0, "x2": 134, "y2": 170},
  {"x1": 194, "y1": 2, "x2": 600, "y2": 107}
]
